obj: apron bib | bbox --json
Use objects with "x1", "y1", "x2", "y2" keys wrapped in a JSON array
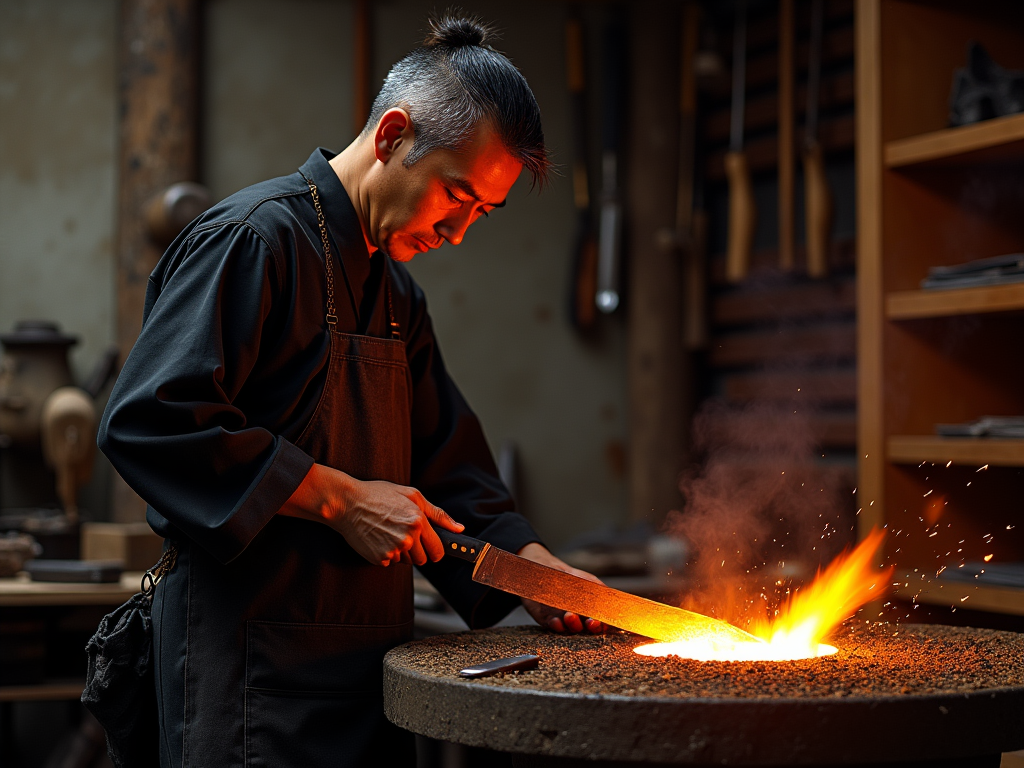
[
  {"x1": 156, "y1": 177, "x2": 417, "y2": 768},
  {"x1": 238, "y1": 327, "x2": 416, "y2": 768}
]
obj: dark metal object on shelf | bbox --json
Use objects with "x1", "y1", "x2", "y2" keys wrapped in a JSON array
[
  {"x1": 949, "y1": 42, "x2": 1024, "y2": 127},
  {"x1": 935, "y1": 416, "x2": 1024, "y2": 439},
  {"x1": 942, "y1": 562, "x2": 1024, "y2": 589},
  {"x1": 24, "y1": 559, "x2": 122, "y2": 584},
  {"x1": 922, "y1": 253, "x2": 1024, "y2": 291}
]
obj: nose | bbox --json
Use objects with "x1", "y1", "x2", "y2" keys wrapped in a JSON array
[{"x1": 436, "y1": 207, "x2": 474, "y2": 246}]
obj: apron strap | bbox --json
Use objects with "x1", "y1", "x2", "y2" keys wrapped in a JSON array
[{"x1": 303, "y1": 172, "x2": 401, "y2": 342}]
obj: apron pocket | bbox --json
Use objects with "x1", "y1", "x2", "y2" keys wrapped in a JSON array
[
  {"x1": 244, "y1": 620, "x2": 413, "y2": 767},
  {"x1": 245, "y1": 687, "x2": 397, "y2": 768}
]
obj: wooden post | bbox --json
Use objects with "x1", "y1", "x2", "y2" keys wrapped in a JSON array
[
  {"x1": 778, "y1": 0, "x2": 795, "y2": 271},
  {"x1": 113, "y1": 0, "x2": 202, "y2": 522},
  {"x1": 353, "y1": 0, "x2": 372, "y2": 138},
  {"x1": 626, "y1": 3, "x2": 687, "y2": 523},
  {"x1": 855, "y1": 0, "x2": 884, "y2": 543}
]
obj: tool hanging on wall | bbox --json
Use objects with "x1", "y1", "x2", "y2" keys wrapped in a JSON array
[
  {"x1": 777, "y1": 0, "x2": 795, "y2": 271},
  {"x1": 595, "y1": 10, "x2": 626, "y2": 315},
  {"x1": 725, "y1": 0, "x2": 756, "y2": 284},
  {"x1": 803, "y1": 0, "x2": 833, "y2": 278},
  {"x1": 566, "y1": 9, "x2": 599, "y2": 333}
]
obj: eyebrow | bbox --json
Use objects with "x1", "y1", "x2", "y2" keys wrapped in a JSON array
[{"x1": 450, "y1": 177, "x2": 507, "y2": 208}]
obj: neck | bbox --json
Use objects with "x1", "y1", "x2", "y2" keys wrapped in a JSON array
[{"x1": 329, "y1": 139, "x2": 378, "y2": 258}]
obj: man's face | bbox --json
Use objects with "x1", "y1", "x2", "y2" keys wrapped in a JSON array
[{"x1": 370, "y1": 118, "x2": 523, "y2": 262}]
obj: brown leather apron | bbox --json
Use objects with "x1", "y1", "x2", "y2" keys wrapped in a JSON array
[{"x1": 153, "y1": 180, "x2": 416, "y2": 768}]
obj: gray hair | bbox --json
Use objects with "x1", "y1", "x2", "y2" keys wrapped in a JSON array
[{"x1": 362, "y1": 13, "x2": 551, "y2": 187}]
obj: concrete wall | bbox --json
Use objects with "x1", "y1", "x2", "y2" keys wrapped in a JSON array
[
  {"x1": 0, "y1": 0, "x2": 117, "y2": 383},
  {"x1": 0, "y1": 0, "x2": 628, "y2": 547}
]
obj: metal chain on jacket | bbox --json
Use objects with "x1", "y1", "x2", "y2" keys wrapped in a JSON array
[
  {"x1": 303, "y1": 173, "x2": 401, "y2": 340},
  {"x1": 141, "y1": 542, "x2": 178, "y2": 599},
  {"x1": 303, "y1": 176, "x2": 339, "y2": 327}
]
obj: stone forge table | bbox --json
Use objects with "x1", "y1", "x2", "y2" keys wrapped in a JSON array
[{"x1": 384, "y1": 624, "x2": 1024, "y2": 767}]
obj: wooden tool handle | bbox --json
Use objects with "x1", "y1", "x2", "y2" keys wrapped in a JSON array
[
  {"x1": 803, "y1": 142, "x2": 833, "y2": 279},
  {"x1": 724, "y1": 150, "x2": 756, "y2": 283}
]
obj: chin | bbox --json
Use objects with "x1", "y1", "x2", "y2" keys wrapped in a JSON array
[
  {"x1": 387, "y1": 249, "x2": 417, "y2": 263},
  {"x1": 381, "y1": 235, "x2": 424, "y2": 263}
]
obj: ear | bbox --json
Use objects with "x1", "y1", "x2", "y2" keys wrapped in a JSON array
[{"x1": 373, "y1": 108, "x2": 413, "y2": 163}]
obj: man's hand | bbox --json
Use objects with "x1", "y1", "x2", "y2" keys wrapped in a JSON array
[
  {"x1": 279, "y1": 463, "x2": 463, "y2": 566},
  {"x1": 517, "y1": 543, "x2": 606, "y2": 634}
]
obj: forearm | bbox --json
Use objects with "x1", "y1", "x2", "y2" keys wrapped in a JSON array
[
  {"x1": 277, "y1": 462, "x2": 352, "y2": 526},
  {"x1": 277, "y1": 464, "x2": 462, "y2": 567}
]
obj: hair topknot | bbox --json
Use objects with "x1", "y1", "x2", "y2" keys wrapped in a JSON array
[{"x1": 423, "y1": 12, "x2": 495, "y2": 48}]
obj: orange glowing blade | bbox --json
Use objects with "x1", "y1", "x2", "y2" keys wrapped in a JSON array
[{"x1": 472, "y1": 545, "x2": 760, "y2": 645}]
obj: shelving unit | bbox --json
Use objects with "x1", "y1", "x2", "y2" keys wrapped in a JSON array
[
  {"x1": 857, "y1": 0, "x2": 1024, "y2": 619},
  {"x1": 884, "y1": 111, "x2": 1024, "y2": 169},
  {"x1": 888, "y1": 436, "x2": 1024, "y2": 468},
  {"x1": 886, "y1": 283, "x2": 1024, "y2": 320}
]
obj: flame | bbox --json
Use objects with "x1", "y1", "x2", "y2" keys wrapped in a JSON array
[{"x1": 635, "y1": 529, "x2": 892, "y2": 662}]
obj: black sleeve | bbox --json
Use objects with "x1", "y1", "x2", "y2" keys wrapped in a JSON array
[
  {"x1": 401, "y1": 280, "x2": 542, "y2": 628},
  {"x1": 97, "y1": 223, "x2": 315, "y2": 564}
]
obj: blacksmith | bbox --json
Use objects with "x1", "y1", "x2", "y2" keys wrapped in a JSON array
[{"x1": 99, "y1": 14, "x2": 602, "y2": 768}]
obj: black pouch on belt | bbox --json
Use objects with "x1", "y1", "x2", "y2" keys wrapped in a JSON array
[{"x1": 81, "y1": 543, "x2": 177, "y2": 768}]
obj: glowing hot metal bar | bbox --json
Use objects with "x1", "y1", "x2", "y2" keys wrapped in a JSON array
[{"x1": 436, "y1": 527, "x2": 760, "y2": 645}]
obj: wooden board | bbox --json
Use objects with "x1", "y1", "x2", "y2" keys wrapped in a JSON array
[
  {"x1": 714, "y1": 278, "x2": 856, "y2": 326},
  {"x1": 711, "y1": 325, "x2": 856, "y2": 367},
  {"x1": 888, "y1": 436, "x2": 1024, "y2": 468},
  {"x1": 0, "y1": 573, "x2": 141, "y2": 607},
  {"x1": 887, "y1": 283, "x2": 1024, "y2": 319},
  {"x1": 885, "y1": 112, "x2": 1024, "y2": 168},
  {"x1": 725, "y1": 369, "x2": 857, "y2": 404}
]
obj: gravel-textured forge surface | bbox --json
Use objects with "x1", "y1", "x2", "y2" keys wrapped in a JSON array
[{"x1": 390, "y1": 623, "x2": 1024, "y2": 699}]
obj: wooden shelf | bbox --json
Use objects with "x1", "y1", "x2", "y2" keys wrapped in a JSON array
[
  {"x1": 893, "y1": 582, "x2": 1024, "y2": 617},
  {"x1": 0, "y1": 679, "x2": 83, "y2": 702},
  {"x1": 888, "y1": 436, "x2": 1024, "y2": 467},
  {"x1": 885, "y1": 112, "x2": 1024, "y2": 168},
  {"x1": 886, "y1": 283, "x2": 1024, "y2": 319}
]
